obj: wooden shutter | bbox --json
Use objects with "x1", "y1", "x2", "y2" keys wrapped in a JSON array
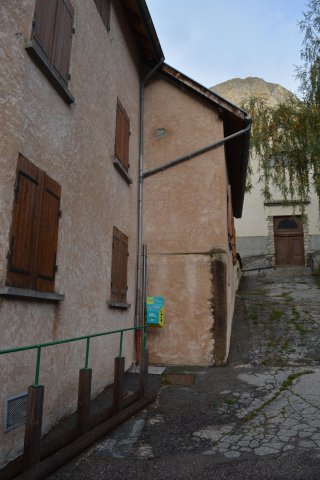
[
  {"x1": 35, "y1": 175, "x2": 61, "y2": 292},
  {"x1": 111, "y1": 227, "x2": 128, "y2": 303},
  {"x1": 115, "y1": 102, "x2": 124, "y2": 162},
  {"x1": 33, "y1": 0, "x2": 57, "y2": 62},
  {"x1": 52, "y1": 0, "x2": 74, "y2": 84},
  {"x1": 6, "y1": 155, "x2": 61, "y2": 292},
  {"x1": 115, "y1": 99, "x2": 130, "y2": 170},
  {"x1": 6, "y1": 155, "x2": 43, "y2": 289},
  {"x1": 94, "y1": 0, "x2": 111, "y2": 31}
]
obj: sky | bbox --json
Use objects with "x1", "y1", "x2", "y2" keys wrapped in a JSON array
[{"x1": 146, "y1": 0, "x2": 308, "y2": 94}]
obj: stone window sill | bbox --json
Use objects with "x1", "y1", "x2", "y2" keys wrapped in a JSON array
[
  {"x1": 0, "y1": 286, "x2": 64, "y2": 302},
  {"x1": 25, "y1": 40, "x2": 75, "y2": 105},
  {"x1": 113, "y1": 157, "x2": 132, "y2": 185},
  {"x1": 107, "y1": 300, "x2": 131, "y2": 309}
]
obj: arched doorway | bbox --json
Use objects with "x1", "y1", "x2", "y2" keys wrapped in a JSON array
[{"x1": 273, "y1": 216, "x2": 305, "y2": 266}]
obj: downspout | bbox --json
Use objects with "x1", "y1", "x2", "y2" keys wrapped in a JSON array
[
  {"x1": 135, "y1": 58, "x2": 164, "y2": 350},
  {"x1": 143, "y1": 116, "x2": 251, "y2": 179}
]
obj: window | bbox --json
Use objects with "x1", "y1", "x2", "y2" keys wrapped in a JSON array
[
  {"x1": 115, "y1": 99, "x2": 130, "y2": 171},
  {"x1": 94, "y1": 0, "x2": 111, "y2": 31},
  {"x1": 113, "y1": 98, "x2": 132, "y2": 183},
  {"x1": 6, "y1": 155, "x2": 61, "y2": 293},
  {"x1": 110, "y1": 227, "x2": 129, "y2": 305},
  {"x1": 26, "y1": 0, "x2": 75, "y2": 104}
]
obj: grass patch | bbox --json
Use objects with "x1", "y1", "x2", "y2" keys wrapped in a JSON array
[
  {"x1": 291, "y1": 306, "x2": 308, "y2": 334},
  {"x1": 225, "y1": 397, "x2": 237, "y2": 406},
  {"x1": 269, "y1": 309, "x2": 284, "y2": 321},
  {"x1": 312, "y1": 269, "x2": 320, "y2": 288},
  {"x1": 241, "y1": 370, "x2": 313, "y2": 424},
  {"x1": 243, "y1": 289, "x2": 268, "y2": 296},
  {"x1": 160, "y1": 375, "x2": 172, "y2": 385},
  {"x1": 281, "y1": 339, "x2": 289, "y2": 351},
  {"x1": 279, "y1": 292, "x2": 293, "y2": 300}
]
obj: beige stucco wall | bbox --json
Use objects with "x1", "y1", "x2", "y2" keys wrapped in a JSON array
[
  {"x1": 0, "y1": 0, "x2": 140, "y2": 467},
  {"x1": 143, "y1": 76, "x2": 236, "y2": 365}
]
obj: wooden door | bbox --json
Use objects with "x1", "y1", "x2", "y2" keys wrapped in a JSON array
[{"x1": 274, "y1": 216, "x2": 304, "y2": 266}]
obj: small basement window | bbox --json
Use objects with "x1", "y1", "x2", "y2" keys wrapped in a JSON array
[{"x1": 4, "y1": 392, "x2": 28, "y2": 432}]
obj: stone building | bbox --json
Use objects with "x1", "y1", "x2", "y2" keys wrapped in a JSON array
[
  {"x1": 0, "y1": 0, "x2": 163, "y2": 467},
  {"x1": 0, "y1": 0, "x2": 250, "y2": 469},
  {"x1": 143, "y1": 65, "x2": 251, "y2": 366},
  {"x1": 212, "y1": 77, "x2": 320, "y2": 270}
]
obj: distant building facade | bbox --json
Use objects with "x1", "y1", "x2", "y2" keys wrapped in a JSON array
[{"x1": 212, "y1": 77, "x2": 320, "y2": 270}]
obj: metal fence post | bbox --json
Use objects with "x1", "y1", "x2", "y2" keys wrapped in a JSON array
[
  {"x1": 139, "y1": 348, "x2": 149, "y2": 396},
  {"x1": 23, "y1": 384, "x2": 44, "y2": 470},
  {"x1": 113, "y1": 357, "x2": 125, "y2": 414},
  {"x1": 77, "y1": 368, "x2": 92, "y2": 435}
]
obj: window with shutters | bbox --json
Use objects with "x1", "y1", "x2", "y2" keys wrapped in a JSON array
[
  {"x1": 94, "y1": 0, "x2": 111, "y2": 31},
  {"x1": 26, "y1": 0, "x2": 75, "y2": 104},
  {"x1": 110, "y1": 227, "x2": 129, "y2": 306},
  {"x1": 6, "y1": 154, "x2": 61, "y2": 294}
]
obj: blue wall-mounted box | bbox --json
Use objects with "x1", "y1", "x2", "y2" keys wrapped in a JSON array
[{"x1": 146, "y1": 296, "x2": 164, "y2": 328}]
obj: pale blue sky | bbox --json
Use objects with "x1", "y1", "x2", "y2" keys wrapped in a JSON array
[{"x1": 146, "y1": 0, "x2": 308, "y2": 94}]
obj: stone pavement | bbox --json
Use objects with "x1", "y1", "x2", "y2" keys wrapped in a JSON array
[{"x1": 48, "y1": 268, "x2": 320, "y2": 479}]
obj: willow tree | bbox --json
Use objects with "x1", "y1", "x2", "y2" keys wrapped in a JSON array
[{"x1": 244, "y1": 0, "x2": 320, "y2": 205}]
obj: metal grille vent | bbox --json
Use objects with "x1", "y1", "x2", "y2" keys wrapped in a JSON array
[{"x1": 4, "y1": 392, "x2": 28, "y2": 432}]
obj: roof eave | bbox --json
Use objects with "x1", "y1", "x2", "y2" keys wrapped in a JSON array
[{"x1": 121, "y1": 0, "x2": 164, "y2": 65}]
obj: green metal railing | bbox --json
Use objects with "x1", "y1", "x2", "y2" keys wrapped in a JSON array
[{"x1": 0, "y1": 325, "x2": 147, "y2": 386}]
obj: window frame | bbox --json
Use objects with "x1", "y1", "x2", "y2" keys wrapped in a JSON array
[{"x1": 26, "y1": 0, "x2": 75, "y2": 105}]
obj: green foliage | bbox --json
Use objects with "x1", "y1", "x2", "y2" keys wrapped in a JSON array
[{"x1": 243, "y1": 0, "x2": 320, "y2": 205}]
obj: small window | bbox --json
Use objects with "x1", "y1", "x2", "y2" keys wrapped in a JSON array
[
  {"x1": 277, "y1": 218, "x2": 299, "y2": 230},
  {"x1": 6, "y1": 155, "x2": 61, "y2": 293},
  {"x1": 27, "y1": 0, "x2": 75, "y2": 104},
  {"x1": 115, "y1": 98, "x2": 130, "y2": 171},
  {"x1": 110, "y1": 227, "x2": 128, "y2": 304},
  {"x1": 94, "y1": 0, "x2": 111, "y2": 31}
]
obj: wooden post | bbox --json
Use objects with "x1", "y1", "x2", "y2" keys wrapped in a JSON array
[
  {"x1": 23, "y1": 384, "x2": 44, "y2": 471},
  {"x1": 113, "y1": 357, "x2": 125, "y2": 414},
  {"x1": 139, "y1": 349, "x2": 149, "y2": 396},
  {"x1": 77, "y1": 368, "x2": 92, "y2": 435}
]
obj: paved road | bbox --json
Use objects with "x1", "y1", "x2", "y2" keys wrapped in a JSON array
[{"x1": 49, "y1": 268, "x2": 320, "y2": 479}]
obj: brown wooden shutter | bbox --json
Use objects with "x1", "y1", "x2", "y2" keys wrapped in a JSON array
[
  {"x1": 33, "y1": 0, "x2": 57, "y2": 62},
  {"x1": 6, "y1": 155, "x2": 42, "y2": 289},
  {"x1": 122, "y1": 114, "x2": 130, "y2": 170},
  {"x1": 111, "y1": 227, "x2": 128, "y2": 303},
  {"x1": 115, "y1": 102, "x2": 124, "y2": 162},
  {"x1": 52, "y1": 0, "x2": 74, "y2": 84},
  {"x1": 35, "y1": 175, "x2": 61, "y2": 292},
  {"x1": 115, "y1": 99, "x2": 130, "y2": 170},
  {"x1": 6, "y1": 155, "x2": 61, "y2": 292}
]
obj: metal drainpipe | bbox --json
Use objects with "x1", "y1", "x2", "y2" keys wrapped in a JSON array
[
  {"x1": 135, "y1": 58, "x2": 164, "y2": 343},
  {"x1": 143, "y1": 116, "x2": 251, "y2": 179}
]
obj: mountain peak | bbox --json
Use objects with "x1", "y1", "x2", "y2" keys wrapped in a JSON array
[{"x1": 210, "y1": 77, "x2": 293, "y2": 107}]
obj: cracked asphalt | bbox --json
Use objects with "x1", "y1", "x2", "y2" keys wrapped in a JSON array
[{"x1": 49, "y1": 268, "x2": 320, "y2": 479}]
